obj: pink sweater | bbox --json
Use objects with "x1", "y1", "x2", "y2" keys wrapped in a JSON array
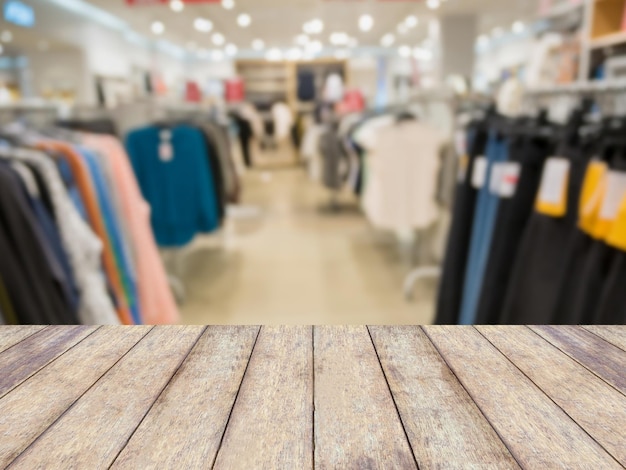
[{"x1": 83, "y1": 134, "x2": 180, "y2": 325}]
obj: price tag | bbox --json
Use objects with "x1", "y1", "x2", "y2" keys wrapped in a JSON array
[
  {"x1": 600, "y1": 171, "x2": 626, "y2": 221},
  {"x1": 499, "y1": 162, "x2": 522, "y2": 198},
  {"x1": 471, "y1": 156, "x2": 487, "y2": 189},
  {"x1": 536, "y1": 157, "x2": 570, "y2": 217},
  {"x1": 489, "y1": 163, "x2": 505, "y2": 195},
  {"x1": 159, "y1": 142, "x2": 174, "y2": 162}
]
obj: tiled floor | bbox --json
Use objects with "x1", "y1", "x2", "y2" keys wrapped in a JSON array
[{"x1": 177, "y1": 152, "x2": 437, "y2": 325}]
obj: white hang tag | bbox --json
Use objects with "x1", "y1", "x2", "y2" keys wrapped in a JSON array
[
  {"x1": 538, "y1": 158, "x2": 570, "y2": 205},
  {"x1": 489, "y1": 163, "x2": 505, "y2": 195},
  {"x1": 600, "y1": 171, "x2": 626, "y2": 220},
  {"x1": 471, "y1": 156, "x2": 487, "y2": 189},
  {"x1": 499, "y1": 162, "x2": 522, "y2": 198},
  {"x1": 159, "y1": 142, "x2": 174, "y2": 162}
]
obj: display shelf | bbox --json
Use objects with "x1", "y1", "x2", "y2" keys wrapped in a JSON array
[{"x1": 590, "y1": 29, "x2": 626, "y2": 47}]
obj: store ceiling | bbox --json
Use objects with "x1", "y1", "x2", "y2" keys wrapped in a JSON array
[{"x1": 83, "y1": 0, "x2": 537, "y2": 52}]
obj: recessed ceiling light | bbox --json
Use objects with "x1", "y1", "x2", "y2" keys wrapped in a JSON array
[
  {"x1": 306, "y1": 40, "x2": 323, "y2": 54},
  {"x1": 151, "y1": 21, "x2": 164, "y2": 35},
  {"x1": 381, "y1": 33, "x2": 395, "y2": 47},
  {"x1": 212, "y1": 32, "x2": 225, "y2": 45},
  {"x1": 222, "y1": 0, "x2": 235, "y2": 10},
  {"x1": 304, "y1": 19, "x2": 324, "y2": 35},
  {"x1": 427, "y1": 0, "x2": 440, "y2": 10},
  {"x1": 1, "y1": 31, "x2": 12, "y2": 43},
  {"x1": 330, "y1": 32, "x2": 349, "y2": 46},
  {"x1": 359, "y1": 14, "x2": 374, "y2": 32},
  {"x1": 252, "y1": 39, "x2": 265, "y2": 50},
  {"x1": 405, "y1": 16, "x2": 418, "y2": 28},
  {"x1": 398, "y1": 45, "x2": 411, "y2": 58},
  {"x1": 237, "y1": 13, "x2": 251, "y2": 28},
  {"x1": 170, "y1": 0, "x2": 183, "y2": 12},
  {"x1": 266, "y1": 48, "x2": 283, "y2": 62},
  {"x1": 512, "y1": 21, "x2": 525, "y2": 34},
  {"x1": 225, "y1": 43, "x2": 238, "y2": 56},
  {"x1": 295, "y1": 34, "x2": 309, "y2": 46},
  {"x1": 286, "y1": 47, "x2": 303, "y2": 61},
  {"x1": 194, "y1": 18, "x2": 213, "y2": 33}
]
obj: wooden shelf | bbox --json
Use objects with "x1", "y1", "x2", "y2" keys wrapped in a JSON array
[{"x1": 590, "y1": 30, "x2": 626, "y2": 48}]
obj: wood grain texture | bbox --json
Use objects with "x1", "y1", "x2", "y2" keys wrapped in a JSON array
[
  {"x1": 0, "y1": 326, "x2": 97, "y2": 399},
  {"x1": 0, "y1": 326, "x2": 46, "y2": 354},
  {"x1": 582, "y1": 326, "x2": 626, "y2": 352},
  {"x1": 424, "y1": 326, "x2": 622, "y2": 469},
  {"x1": 0, "y1": 326, "x2": 151, "y2": 467},
  {"x1": 213, "y1": 326, "x2": 313, "y2": 470},
  {"x1": 111, "y1": 326, "x2": 259, "y2": 469},
  {"x1": 314, "y1": 326, "x2": 417, "y2": 470},
  {"x1": 478, "y1": 326, "x2": 626, "y2": 466},
  {"x1": 7, "y1": 326, "x2": 204, "y2": 469},
  {"x1": 531, "y1": 325, "x2": 626, "y2": 395},
  {"x1": 369, "y1": 326, "x2": 519, "y2": 469}
]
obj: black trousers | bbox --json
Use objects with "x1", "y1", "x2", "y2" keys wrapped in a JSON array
[
  {"x1": 474, "y1": 135, "x2": 552, "y2": 325},
  {"x1": 594, "y1": 251, "x2": 626, "y2": 324},
  {"x1": 500, "y1": 150, "x2": 589, "y2": 325}
]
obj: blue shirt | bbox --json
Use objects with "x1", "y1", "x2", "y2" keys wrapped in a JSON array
[{"x1": 126, "y1": 125, "x2": 220, "y2": 247}]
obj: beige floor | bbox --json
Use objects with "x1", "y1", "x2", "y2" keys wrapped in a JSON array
[{"x1": 177, "y1": 152, "x2": 437, "y2": 325}]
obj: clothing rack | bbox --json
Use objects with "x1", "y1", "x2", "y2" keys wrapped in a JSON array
[{"x1": 0, "y1": 103, "x2": 59, "y2": 126}]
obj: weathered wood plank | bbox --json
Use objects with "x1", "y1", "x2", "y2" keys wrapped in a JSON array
[
  {"x1": 314, "y1": 326, "x2": 417, "y2": 470},
  {"x1": 424, "y1": 326, "x2": 622, "y2": 469},
  {"x1": 111, "y1": 326, "x2": 259, "y2": 469},
  {"x1": 0, "y1": 326, "x2": 151, "y2": 467},
  {"x1": 7, "y1": 326, "x2": 204, "y2": 469},
  {"x1": 369, "y1": 326, "x2": 519, "y2": 469},
  {"x1": 582, "y1": 326, "x2": 626, "y2": 352},
  {"x1": 531, "y1": 325, "x2": 626, "y2": 395},
  {"x1": 0, "y1": 326, "x2": 46, "y2": 354},
  {"x1": 478, "y1": 325, "x2": 626, "y2": 465},
  {"x1": 213, "y1": 326, "x2": 312, "y2": 470},
  {"x1": 0, "y1": 326, "x2": 97, "y2": 398}
]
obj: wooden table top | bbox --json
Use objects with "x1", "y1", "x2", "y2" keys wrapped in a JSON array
[{"x1": 0, "y1": 325, "x2": 624, "y2": 469}]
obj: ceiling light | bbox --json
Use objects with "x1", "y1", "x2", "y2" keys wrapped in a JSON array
[
  {"x1": 194, "y1": 18, "x2": 213, "y2": 33},
  {"x1": 306, "y1": 40, "x2": 323, "y2": 55},
  {"x1": 212, "y1": 50, "x2": 224, "y2": 61},
  {"x1": 359, "y1": 14, "x2": 374, "y2": 32},
  {"x1": 266, "y1": 48, "x2": 283, "y2": 62},
  {"x1": 405, "y1": 16, "x2": 418, "y2": 28},
  {"x1": 381, "y1": 33, "x2": 395, "y2": 47},
  {"x1": 252, "y1": 39, "x2": 265, "y2": 50},
  {"x1": 286, "y1": 47, "x2": 303, "y2": 61},
  {"x1": 1, "y1": 31, "x2": 12, "y2": 43},
  {"x1": 212, "y1": 32, "x2": 225, "y2": 45},
  {"x1": 295, "y1": 34, "x2": 309, "y2": 46},
  {"x1": 330, "y1": 32, "x2": 349, "y2": 46},
  {"x1": 512, "y1": 21, "x2": 525, "y2": 34},
  {"x1": 413, "y1": 47, "x2": 432, "y2": 61},
  {"x1": 427, "y1": 0, "x2": 440, "y2": 10},
  {"x1": 398, "y1": 45, "x2": 411, "y2": 58},
  {"x1": 225, "y1": 43, "x2": 238, "y2": 56},
  {"x1": 237, "y1": 13, "x2": 251, "y2": 28},
  {"x1": 304, "y1": 19, "x2": 324, "y2": 34},
  {"x1": 397, "y1": 23, "x2": 408, "y2": 35},
  {"x1": 170, "y1": 0, "x2": 183, "y2": 12},
  {"x1": 222, "y1": 0, "x2": 235, "y2": 10},
  {"x1": 151, "y1": 21, "x2": 164, "y2": 35}
]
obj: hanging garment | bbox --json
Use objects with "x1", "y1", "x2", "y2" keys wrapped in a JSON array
[
  {"x1": 0, "y1": 274, "x2": 17, "y2": 325},
  {"x1": 435, "y1": 122, "x2": 489, "y2": 325},
  {"x1": 84, "y1": 135, "x2": 179, "y2": 325},
  {"x1": 0, "y1": 163, "x2": 77, "y2": 324},
  {"x1": 297, "y1": 71, "x2": 316, "y2": 101},
  {"x1": 126, "y1": 125, "x2": 220, "y2": 248},
  {"x1": 500, "y1": 145, "x2": 590, "y2": 325},
  {"x1": 271, "y1": 102, "x2": 294, "y2": 143},
  {"x1": 200, "y1": 122, "x2": 240, "y2": 203},
  {"x1": 474, "y1": 134, "x2": 552, "y2": 324},
  {"x1": 196, "y1": 128, "x2": 226, "y2": 222},
  {"x1": 318, "y1": 128, "x2": 349, "y2": 191},
  {"x1": 457, "y1": 133, "x2": 510, "y2": 325},
  {"x1": 594, "y1": 251, "x2": 626, "y2": 324},
  {"x1": 38, "y1": 141, "x2": 133, "y2": 325},
  {"x1": 0, "y1": 147, "x2": 119, "y2": 325}
]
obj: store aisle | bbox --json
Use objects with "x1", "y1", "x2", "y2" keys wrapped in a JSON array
[{"x1": 178, "y1": 159, "x2": 435, "y2": 325}]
